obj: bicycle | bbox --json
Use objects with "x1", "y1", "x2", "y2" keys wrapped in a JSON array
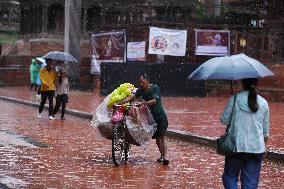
[{"x1": 111, "y1": 104, "x2": 131, "y2": 166}]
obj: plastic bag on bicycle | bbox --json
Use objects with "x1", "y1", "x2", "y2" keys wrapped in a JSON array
[
  {"x1": 111, "y1": 106, "x2": 125, "y2": 124},
  {"x1": 91, "y1": 94, "x2": 157, "y2": 146}
]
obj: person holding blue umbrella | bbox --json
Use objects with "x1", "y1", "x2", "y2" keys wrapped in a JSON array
[
  {"x1": 188, "y1": 53, "x2": 274, "y2": 94},
  {"x1": 188, "y1": 54, "x2": 273, "y2": 188},
  {"x1": 220, "y1": 78, "x2": 269, "y2": 189}
]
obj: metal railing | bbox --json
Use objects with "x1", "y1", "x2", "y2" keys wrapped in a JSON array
[{"x1": 0, "y1": 42, "x2": 16, "y2": 59}]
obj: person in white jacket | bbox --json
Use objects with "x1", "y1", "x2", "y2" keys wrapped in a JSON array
[
  {"x1": 220, "y1": 78, "x2": 270, "y2": 189},
  {"x1": 52, "y1": 69, "x2": 69, "y2": 120}
]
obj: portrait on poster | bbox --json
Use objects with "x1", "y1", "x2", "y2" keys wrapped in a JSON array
[
  {"x1": 90, "y1": 31, "x2": 126, "y2": 74},
  {"x1": 195, "y1": 29, "x2": 230, "y2": 56}
]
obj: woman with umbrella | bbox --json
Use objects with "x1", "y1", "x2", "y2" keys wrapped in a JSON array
[
  {"x1": 220, "y1": 78, "x2": 269, "y2": 188},
  {"x1": 188, "y1": 54, "x2": 272, "y2": 188}
]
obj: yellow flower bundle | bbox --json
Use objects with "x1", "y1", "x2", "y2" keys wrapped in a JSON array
[{"x1": 107, "y1": 83, "x2": 136, "y2": 107}]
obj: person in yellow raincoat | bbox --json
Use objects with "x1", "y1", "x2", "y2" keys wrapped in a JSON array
[{"x1": 38, "y1": 59, "x2": 57, "y2": 120}]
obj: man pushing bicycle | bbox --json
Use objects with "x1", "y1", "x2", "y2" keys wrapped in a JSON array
[{"x1": 116, "y1": 73, "x2": 169, "y2": 165}]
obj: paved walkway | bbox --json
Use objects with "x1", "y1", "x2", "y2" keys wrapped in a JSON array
[
  {"x1": 0, "y1": 86, "x2": 284, "y2": 152},
  {"x1": 0, "y1": 100, "x2": 283, "y2": 188},
  {"x1": 1, "y1": 86, "x2": 284, "y2": 151}
]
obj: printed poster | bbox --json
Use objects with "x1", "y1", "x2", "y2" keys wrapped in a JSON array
[
  {"x1": 127, "y1": 41, "x2": 146, "y2": 61},
  {"x1": 195, "y1": 29, "x2": 230, "y2": 56},
  {"x1": 91, "y1": 31, "x2": 126, "y2": 74},
  {"x1": 148, "y1": 27, "x2": 187, "y2": 56}
]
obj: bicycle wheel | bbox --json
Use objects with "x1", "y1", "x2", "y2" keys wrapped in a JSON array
[{"x1": 112, "y1": 124, "x2": 125, "y2": 166}]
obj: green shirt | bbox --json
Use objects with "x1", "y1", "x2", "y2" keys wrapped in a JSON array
[{"x1": 135, "y1": 84, "x2": 166, "y2": 120}]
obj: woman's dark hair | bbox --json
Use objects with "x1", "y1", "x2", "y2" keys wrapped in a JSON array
[
  {"x1": 46, "y1": 59, "x2": 52, "y2": 64},
  {"x1": 242, "y1": 78, "x2": 259, "y2": 112}
]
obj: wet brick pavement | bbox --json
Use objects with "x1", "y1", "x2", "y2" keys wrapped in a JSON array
[
  {"x1": 0, "y1": 100, "x2": 283, "y2": 188},
  {"x1": 0, "y1": 87, "x2": 283, "y2": 151}
]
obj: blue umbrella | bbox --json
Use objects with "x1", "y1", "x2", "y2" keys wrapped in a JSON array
[
  {"x1": 188, "y1": 54, "x2": 274, "y2": 80},
  {"x1": 36, "y1": 57, "x2": 47, "y2": 67},
  {"x1": 42, "y1": 51, "x2": 78, "y2": 63}
]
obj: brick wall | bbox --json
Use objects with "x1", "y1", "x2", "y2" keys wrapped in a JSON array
[
  {"x1": 0, "y1": 55, "x2": 33, "y2": 86},
  {"x1": 30, "y1": 41, "x2": 64, "y2": 56},
  {"x1": 0, "y1": 39, "x2": 94, "y2": 88},
  {"x1": 15, "y1": 40, "x2": 91, "y2": 57},
  {"x1": 0, "y1": 68, "x2": 29, "y2": 86},
  {"x1": 0, "y1": 55, "x2": 95, "y2": 88},
  {"x1": 259, "y1": 64, "x2": 284, "y2": 88}
]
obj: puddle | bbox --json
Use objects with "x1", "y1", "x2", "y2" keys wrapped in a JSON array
[
  {"x1": 0, "y1": 176, "x2": 28, "y2": 188},
  {"x1": 0, "y1": 130, "x2": 48, "y2": 148}
]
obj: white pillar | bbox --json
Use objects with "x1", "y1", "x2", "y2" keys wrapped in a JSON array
[
  {"x1": 64, "y1": 0, "x2": 71, "y2": 54},
  {"x1": 64, "y1": 0, "x2": 81, "y2": 83}
]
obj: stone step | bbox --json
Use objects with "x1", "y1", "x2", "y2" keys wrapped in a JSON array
[
  {"x1": 0, "y1": 64, "x2": 21, "y2": 70},
  {"x1": 0, "y1": 81, "x2": 7, "y2": 87}
]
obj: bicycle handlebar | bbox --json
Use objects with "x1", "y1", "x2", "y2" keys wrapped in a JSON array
[
  {"x1": 113, "y1": 104, "x2": 124, "y2": 107},
  {"x1": 113, "y1": 103, "x2": 140, "y2": 108}
]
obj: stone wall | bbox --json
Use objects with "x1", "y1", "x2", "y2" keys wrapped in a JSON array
[
  {"x1": 30, "y1": 41, "x2": 64, "y2": 56},
  {"x1": 0, "y1": 55, "x2": 31, "y2": 86},
  {"x1": 0, "y1": 54, "x2": 94, "y2": 89}
]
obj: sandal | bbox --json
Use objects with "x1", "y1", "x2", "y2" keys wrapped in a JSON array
[
  {"x1": 157, "y1": 158, "x2": 163, "y2": 162},
  {"x1": 163, "y1": 159, "x2": 169, "y2": 165}
]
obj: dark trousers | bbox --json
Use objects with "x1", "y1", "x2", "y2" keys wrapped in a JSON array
[
  {"x1": 222, "y1": 153, "x2": 264, "y2": 189},
  {"x1": 37, "y1": 85, "x2": 41, "y2": 95},
  {"x1": 30, "y1": 83, "x2": 38, "y2": 91},
  {"x1": 39, "y1": 91, "x2": 55, "y2": 116},
  {"x1": 53, "y1": 94, "x2": 68, "y2": 118}
]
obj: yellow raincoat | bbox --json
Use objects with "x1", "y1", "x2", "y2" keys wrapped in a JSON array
[{"x1": 40, "y1": 67, "x2": 57, "y2": 91}]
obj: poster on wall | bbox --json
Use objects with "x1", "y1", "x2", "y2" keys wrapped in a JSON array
[
  {"x1": 90, "y1": 31, "x2": 126, "y2": 74},
  {"x1": 127, "y1": 41, "x2": 146, "y2": 61},
  {"x1": 195, "y1": 29, "x2": 230, "y2": 56},
  {"x1": 148, "y1": 27, "x2": 187, "y2": 56}
]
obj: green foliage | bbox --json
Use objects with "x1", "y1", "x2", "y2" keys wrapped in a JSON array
[
  {"x1": 194, "y1": 2, "x2": 206, "y2": 20},
  {"x1": 0, "y1": 30, "x2": 19, "y2": 43}
]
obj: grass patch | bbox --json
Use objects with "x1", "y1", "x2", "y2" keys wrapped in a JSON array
[{"x1": 0, "y1": 30, "x2": 19, "y2": 43}]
